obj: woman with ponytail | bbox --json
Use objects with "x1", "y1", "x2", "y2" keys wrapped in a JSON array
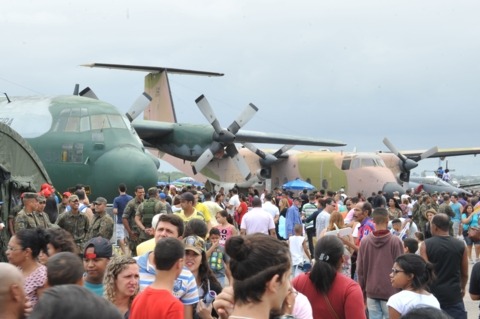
[
  {"x1": 292, "y1": 235, "x2": 365, "y2": 319},
  {"x1": 6, "y1": 227, "x2": 49, "y2": 307},
  {"x1": 387, "y1": 253, "x2": 440, "y2": 318},
  {"x1": 225, "y1": 233, "x2": 292, "y2": 319}
]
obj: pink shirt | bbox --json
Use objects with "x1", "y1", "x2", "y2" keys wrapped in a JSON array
[
  {"x1": 214, "y1": 224, "x2": 235, "y2": 247},
  {"x1": 24, "y1": 264, "x2": 47, "y2": 307}
]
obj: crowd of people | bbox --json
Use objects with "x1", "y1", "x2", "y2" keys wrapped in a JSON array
[{"x1": 1, "y1": 181, "x2": 480, "y2": 318}]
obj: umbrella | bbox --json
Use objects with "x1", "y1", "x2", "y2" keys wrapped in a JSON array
[{"x1": 282, "y1": 178, "x2": 315, "y2": 191}]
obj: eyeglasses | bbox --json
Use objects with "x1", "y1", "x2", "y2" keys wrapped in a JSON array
[
  {"x1": 6, "y1": 246, "x2": 23, "y2": 252},
  {"x1": 71, "y1": 200, "x2": 79, "y2": 203},
  {"x1": 391, "y1": 268, "x2": 405, "y2": 275},
  {"x1": 39, "y1": 201, "x2": 46, "y2": 204}
]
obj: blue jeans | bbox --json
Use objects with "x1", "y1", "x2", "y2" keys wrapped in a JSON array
[
  {"x1": 441, "y1": 301, "x2": 467, "y2": 319},
  {"x1": 367, "y1": 298, "x2": 389, "y2": 319}
]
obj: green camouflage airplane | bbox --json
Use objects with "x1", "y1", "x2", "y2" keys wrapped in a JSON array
[{"x1": 0, "y1": 64, "x2": 346, "y2": 203}]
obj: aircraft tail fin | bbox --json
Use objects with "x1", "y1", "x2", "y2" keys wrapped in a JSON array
[{"x1": 82, "y1": 63, "x2": 224, "y2": 123}]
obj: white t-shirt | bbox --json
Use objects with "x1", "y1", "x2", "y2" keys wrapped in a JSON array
[
  {"x1": 228, "y1": 194, "x2": 240, "y2": 216},
  {"x1": 289, "y1": 235, "x2": 306, "y2": 266},
  {"x1": 262, "y1": 201, "x2": 280, "y2": 220},
  {"x1": 240, "y1": 208, "x2": 275, "y2": 235},
  {"x1": 387, "y1": 290, "x2": 440, "y2": 315}
]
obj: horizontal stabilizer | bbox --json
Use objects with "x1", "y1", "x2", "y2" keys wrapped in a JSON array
[{"x1": 81, "y1": 63, "x2": 224, "y2": 77}]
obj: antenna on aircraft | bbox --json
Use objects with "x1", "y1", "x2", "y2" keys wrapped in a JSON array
[{"x1": 2, "y1": 93, "x2": 11, "y2": 103}]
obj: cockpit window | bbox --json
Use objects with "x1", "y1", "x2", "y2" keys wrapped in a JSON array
[
  {"x1": 342, "y1": 156, "x2": 386, "y2": 170},
  {"x1": 52, "y1": 108, "x2": 127, "y2": 132}
]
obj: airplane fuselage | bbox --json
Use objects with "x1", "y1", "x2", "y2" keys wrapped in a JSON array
[{"x1": 0, "y1": 95, "x2": 159, "y2": 201}]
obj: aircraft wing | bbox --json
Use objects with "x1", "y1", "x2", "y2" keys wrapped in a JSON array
[
  {"x1": 400, "y1": 147, "x2": 480, "y2": 160},
  {"x1": 132, "y1": 120, "x2": 175, "y2": 140},
  {"x1": 235, "y1": 130, "x2": 346, "y2": 147}
]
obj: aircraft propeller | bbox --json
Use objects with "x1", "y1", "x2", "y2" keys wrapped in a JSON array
[
  {"x1": 192, "y1": 94, "x2": 257, "y2": 180},
  {"x1": 383, "y1": 137, "x2": 438, "y2": 182},
  {"x1": 125, "y1": 92, "x2": 152, "y2": 122},
  {"x1": 243, "y1": 143, "x2": 293, "y2": 166}
]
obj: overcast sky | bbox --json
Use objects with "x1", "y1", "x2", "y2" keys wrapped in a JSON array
[{"x1": 2, "y1": 0, "x2": 479, "y2": 176}]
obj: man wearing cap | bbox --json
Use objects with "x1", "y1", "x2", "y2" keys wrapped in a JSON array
[
  {"x1": 159, "y1": 192, "x2": 173, "y2": 214},
  {"x1": 123, "y1": 186, "x2": 145, "y2": 256},
  {"x1": 83, "y1": 237, "x2": 112, "y2": 296},
  {"x1": 191, "y1": 190, "x2": 212, "y2": 230},
  {"x1": 135, "y1": 214, "x2": 199, "y2": 319},
  {"x1": 85, "y1": 197, "x2": 114, "y2": 243},
  {"x1": 175, "y1": 192, "x2": 205, "y2": 226},
  {"x1": 34, "y1": 195, "x2": 55, "y2": 229},
  {"x1": 58, "y1": 192, "x2": 72, "y2": 215},
  {"x1": 135, "y1": 187, "x2": 167, "y2": 241},
  {"x1": 14, "y1": 193, "x2": 41, "y2": 232},
  {"x1": 56, "y1": 195, "x2": 90, "y2": 251}
]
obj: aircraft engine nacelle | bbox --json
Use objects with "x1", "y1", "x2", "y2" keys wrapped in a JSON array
[
  {"x1": 398, "y1": 171, "x2": 410, "y2": 183},
  {"x1": 256, "y1": 168, "x2": 271, "y2": 180}
]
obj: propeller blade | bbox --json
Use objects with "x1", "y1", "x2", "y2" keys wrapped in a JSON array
[
  {"x1": 73, "y1": 84, "x2": 80, "y2": 96},
  {"x1": 273, "y1": 145, "x2": 294, "y2": 158},
  {"x1": 382, "y1": 138, "x2": 408, "y2": 163},
  {"x1": 79, "y1": 87, "x2": 98, "y2": 100},
  {"x1": 227, "y1": 103, "x2": 258, "y2": 134},
  {"x1": 192, "y1": 142, "x2": 223, "y2": 174},
  {"x1": 419, "y1": 146, "x2": 438, "y2": 161},
  {"x1": 243, "y1": 143, "x2": 267, "y2": 159},
  {"x1": 226, "y1": 144, "x2": 252, "y2": 180},
  {"x1": 125, "y1": 92, "x2": 152, "y2": 122},
  {"x1": 195, "y1": 95, "x2": 223, "y2": 134}
]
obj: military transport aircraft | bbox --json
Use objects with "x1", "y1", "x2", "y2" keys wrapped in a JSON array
[
  {"x1": 0, "y1": 64, "x2": 346, "y2": 203},
  {"x1": 84, "y1": 64, "x2": 480, "y2": 197}
]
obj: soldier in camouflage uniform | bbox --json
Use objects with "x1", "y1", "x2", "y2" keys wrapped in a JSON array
[
  {"x1": 122, "y1": 186, "x2": 145, "y2": 256},
  {"x1": 85, "y1": 197, "x2": 114, "y2": 242},
  {"x1": 417, "y1": 195, "x2": 433, "y2": 232},
  {"x1": 135, "y1": 187, "x2": 167, "y2": 242},
  {"x1": 34, "y1": 196, "x2": 55, "y2": 229},
  {"x1": 56, "y1": 194, "x2": 90, "y2": 251},
  {"x1": 14, "y1": 193, "x2": 41, "y2": 232}
]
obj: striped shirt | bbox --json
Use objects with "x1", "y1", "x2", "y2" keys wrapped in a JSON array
[{"x1": 135, "y1": 252, "x2": 199, "y2": 305}]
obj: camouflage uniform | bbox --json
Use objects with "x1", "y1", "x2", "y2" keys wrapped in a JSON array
[
  {"x1": 34, "y1": 211, "x2": 55, "y2": 229},
  {"x1": 417, "y1": 203, "x2": 432, "y2": 232},
  {"x1": 85, "y1": 212, "x2": 114, "y2": 242},
  {"x1": 56, "y1": 211, "x2": 90, "y2": 251},
  {"x1": 14, "y1": 209, "x2": 39, "y2": 232},
  {"x1": 123, "y1": 198, "x2": 143, "y2": 255},
  {"x1": 135, "y1": 199, "x2": 167, "y2": 241}
]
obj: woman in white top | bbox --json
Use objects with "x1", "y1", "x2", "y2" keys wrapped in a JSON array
[{"x1": 387, "y1": 253, "x2": 440, "y2": 318}]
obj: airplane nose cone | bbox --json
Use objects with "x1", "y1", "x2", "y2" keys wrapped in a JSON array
[{"x1": 92, "y1": 146, "x2": 158, "y2": 200}]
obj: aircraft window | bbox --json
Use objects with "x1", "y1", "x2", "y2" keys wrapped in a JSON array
[
  {"x1": 350, "y1": 158, "x2": 361, "y2": 170},
  {"x1": 374, "y1": 158, "x2": 386, "y2": 167},
  {"x1": 341, "y1": 159, "x2": 351, "y2": 170},
  {"x1": 80, "y1": 116, "x2": 90, "y2": 132},
  {"x1": 91, "y1": 114, "x2": 111, "y2": 130},
  {"x1": 361, "y1": 158, "x2": 376, "y2": 168},
  {"x1": 108, "y1": 114, "x2": 127, "y2": 129},
  {"x1": 64, "y1": 117, "x2": 80, "y2": 132}
]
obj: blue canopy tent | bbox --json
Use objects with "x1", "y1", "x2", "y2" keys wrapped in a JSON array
[{"x1": 282, "y1": 178, "x2": 315, "y2": 191}]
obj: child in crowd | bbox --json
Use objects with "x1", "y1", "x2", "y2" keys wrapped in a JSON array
[
  {"x1": 403, "y1": 238, "x2": 419, "y2": 254},
  {"x1": 214, "y1": 210, "x2": 237, "y2": 247},
  {"x1": 414, "y1": 231, "x2": 424, "y2": 255},
  {"x1": 391, "y1": 219, "x2": 407, "y2": 240},
  {"x1": 130, "y1": 238, "x2": 185, "y2": 319},
  {"x1": 288, "y1": 224, "x2": 311, "y2": 279},
  {"x1": 206, "y1": 228, "x2": 229, "y2": 287}
]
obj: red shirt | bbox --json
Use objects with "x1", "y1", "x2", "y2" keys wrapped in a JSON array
[
  {"x1": 235, "y1": 202, "x2": 248, "y2": 225},
  {"x1": 130, "y1": 287, "x2": 183, "y2": 319},
  {"x1": 293, "y1": 273, "x2": 366, "y2": 319}
]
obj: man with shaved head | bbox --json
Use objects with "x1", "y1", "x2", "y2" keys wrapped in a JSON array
[{"x1": 0, "y1": 262, "x2": 26, "y2": 319}]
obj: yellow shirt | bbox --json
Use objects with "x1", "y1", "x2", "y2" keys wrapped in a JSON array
[
  {"x1": 136, "y1": 238, "x2": 155, "y2": 256},
  {"x1": 195, "y1": 202, "x2": 211, "y2": 222},
  {"x1": 175, "y1": 208, "x2": 206, "y2": 225}
]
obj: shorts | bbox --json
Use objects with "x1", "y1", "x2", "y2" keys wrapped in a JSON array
[
  {"x1": 116, "y1": 223, "x2": 126, "y2": 240},
  {"x1": 463, "y1": 230, "x2": 480, "y2": 246}
]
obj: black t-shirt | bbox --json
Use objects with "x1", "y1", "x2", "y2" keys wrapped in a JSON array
[
  {"x1": 469, "y1": 262, "x2": 480, "y2": 308},
  {"x1": 425, "y1": 236, "x2": 465, "y2": 306}
]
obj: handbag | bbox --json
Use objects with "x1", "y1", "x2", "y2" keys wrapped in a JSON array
[{"x1": 468, "y1": 226, "x2": 480, "y2": 242}]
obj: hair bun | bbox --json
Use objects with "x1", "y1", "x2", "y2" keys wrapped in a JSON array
[{"x1": 226, "y1": 236, "x2": 250, "y2": 261}]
